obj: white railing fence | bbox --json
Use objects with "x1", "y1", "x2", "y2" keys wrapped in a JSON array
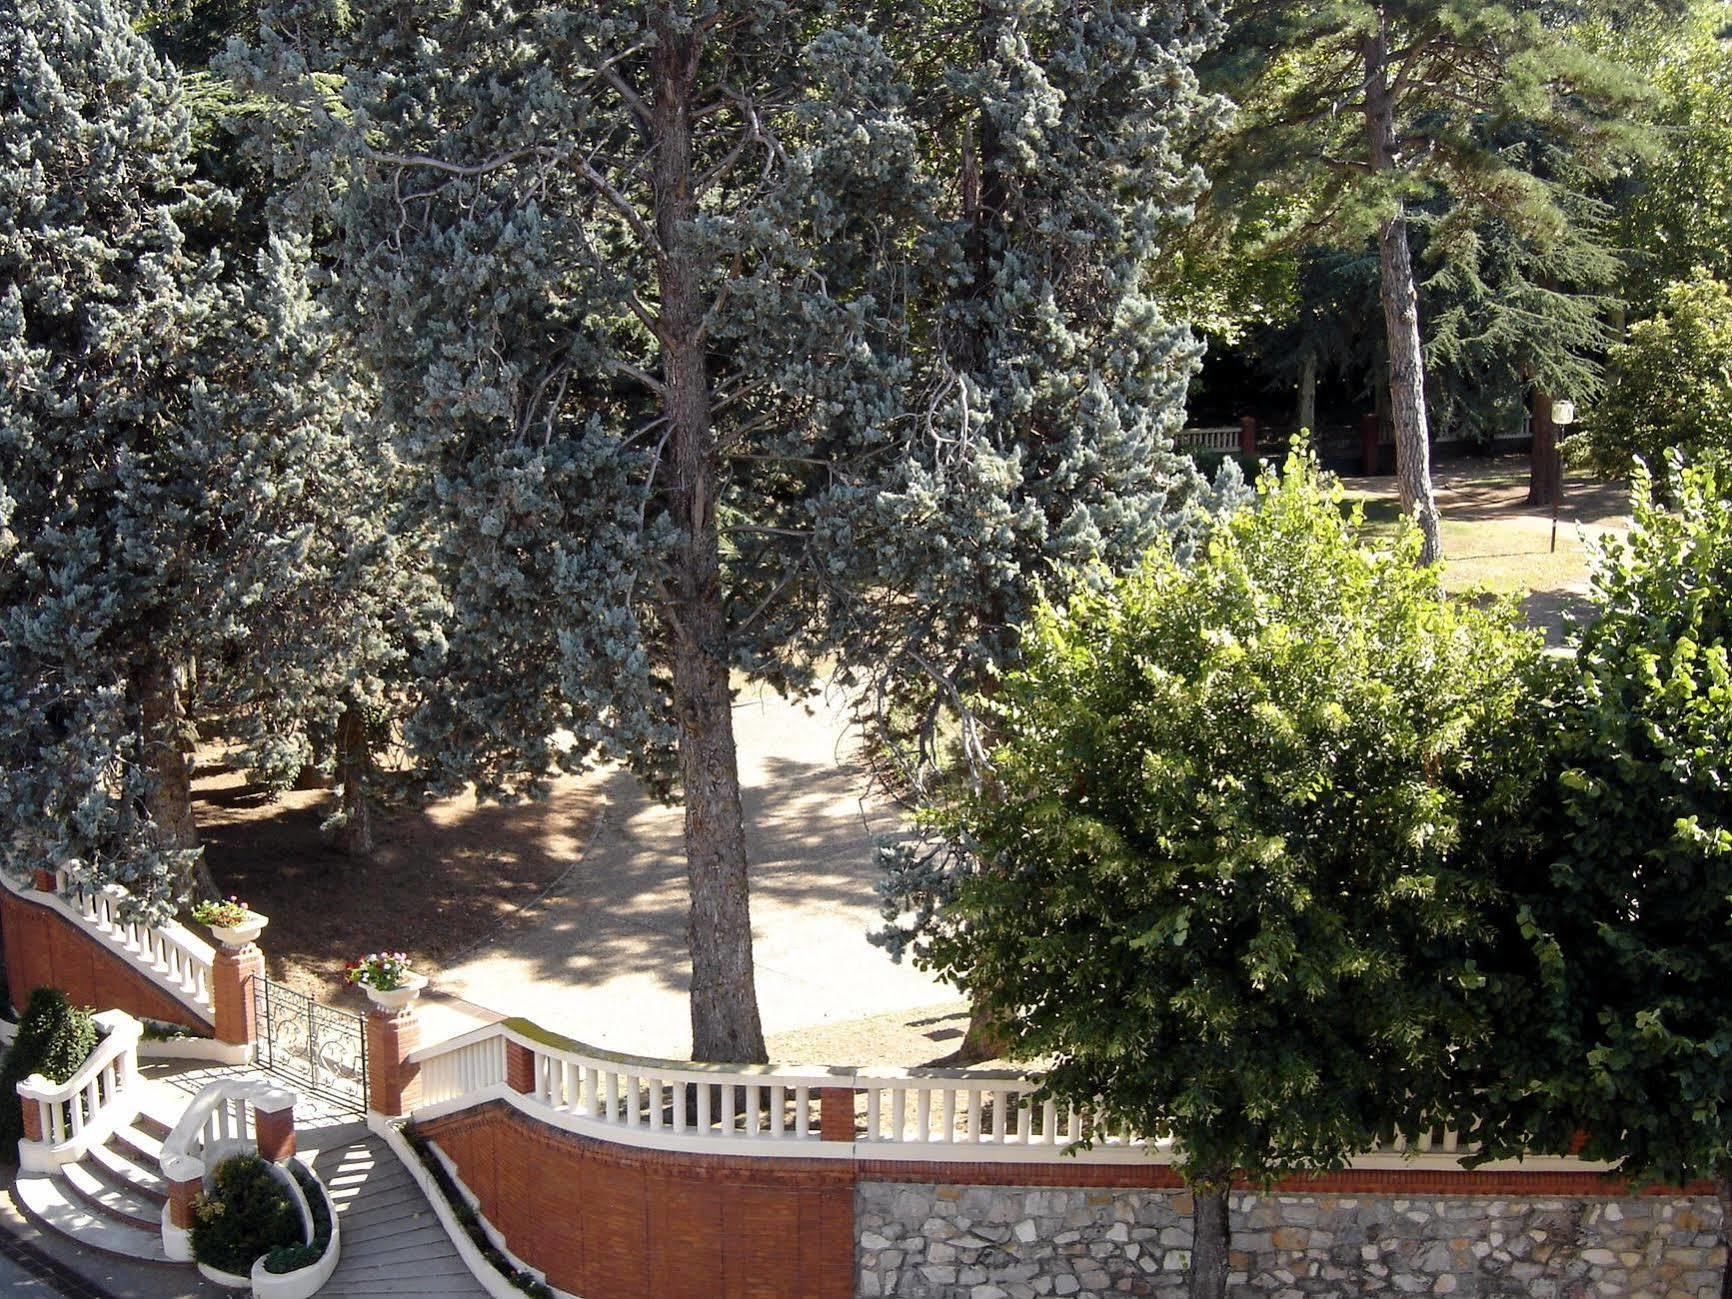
[
  {"x1": 53, "y1": 867, "x2": 215, "y2": 1016},
  {"x1": 404, "y1": 1019, "x2": 1615, "y2": 1174},
  {"x1": 16, "y1": 1009, "x2": 145, "y2": 1172},
  {"x1": 159, "y1": 1078, "x2": 299, "y2": 1261},
  {"x1": 1176, "y1": 426, "x2": 1242, "y2": 453}
]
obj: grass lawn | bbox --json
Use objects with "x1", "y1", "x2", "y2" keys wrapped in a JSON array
[{"x1": 1338, "y1": 456, "x2": 1628, "y2": 642}]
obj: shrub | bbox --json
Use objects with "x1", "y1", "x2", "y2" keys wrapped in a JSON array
[
  {"x1": 262, "y1": 1160, "x2": 333, "y2": 1273},
  {"x1": 0, "y1": 988, "x2": 98, "y2": 1156},
  {"x1": 918, "y1": 451, "x2": 1553, "y2": 1282},
  {"x1": 1577, "y1": 269, "x2": 1732, "y2": 487},
  {"x1": 190, "y1": 1154, "x2": 303, "y2": 1276}
]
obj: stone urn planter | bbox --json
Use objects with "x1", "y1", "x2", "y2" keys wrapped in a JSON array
[
  {"x1": 207, "y1": 914, "x2": 268, "y2": 949},
  {"x1": 360, "y1": 972, "x2": 426, "y2": 1012}
]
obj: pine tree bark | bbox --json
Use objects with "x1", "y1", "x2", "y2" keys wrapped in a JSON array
[
  {"x1": 650, "y1": 16, "x2": 767, "y2": 1065},
  {"x1": 1527, "y1": 388, "x2": 1560, "y2": 507},
  {"x1": 957, "y1": 998, "x2": 1010, "y2": 1063},
  {"x1": 135, "y1": 656, "x2": 216, "y2": 899},
  {"x1": 334, "y1": 704, "x2": 375, "y2": 858},
  {"x1": 1189, "y1": 1181, "x2": 1231, "y2": 1299},
  {"x1": 1363, "y1": 25, "x2": 1443, "y2": 566}
]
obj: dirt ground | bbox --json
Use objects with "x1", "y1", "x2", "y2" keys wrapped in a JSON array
[
  {"x1": 193, "y1": 757, "x2": 600, "y2": 1010},
  {"x1": 1342, "y1": 456, "x2": 1629, "y2": 643}
]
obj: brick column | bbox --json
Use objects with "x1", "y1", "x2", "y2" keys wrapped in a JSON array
[
  {"x1": 253, "y1": 1087, "x2": 298, "y2": 1162},
  {"x1": 505, "y1": 1039, "x2": 536, "y2": 1095},
  {"x1": 1238, "y1": 414, "x2": 1259, "y2": 458},
  {"x1": 818, "y1": 1087, "x2": 856, "y2": 1142},
  {"x1": 31, "y1": 867, "x2": 55, "y2": 893},
  {"x1": 161, "y1": 1152, "x2": 203, "y2": 1262},
  {"x1": 19, "y1": 1089, "x2": 42, "y2": 1143},
  {"x1": 211, "y1": 941, "x2": 264, "y2": 1049},
  {"x1": 365, "y1": 1002, "x2": 423, "y2": 1117}
]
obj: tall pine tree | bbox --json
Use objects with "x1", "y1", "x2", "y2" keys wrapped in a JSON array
[{"x1": 240, "y1": 0, "x2": 1224, "y2": 1061}]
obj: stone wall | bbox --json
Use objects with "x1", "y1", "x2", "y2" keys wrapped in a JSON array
[{"x1": 856, "y1": 1182, "x2": 1726, "y2": 1299}]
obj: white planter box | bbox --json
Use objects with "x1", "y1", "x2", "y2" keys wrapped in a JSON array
[
  {"x1": 361, "y1": 972, "x2": 427, "y2": 1012},
  {"x1": 208, "y1": 915, "x2": 268, "y2": 947}
]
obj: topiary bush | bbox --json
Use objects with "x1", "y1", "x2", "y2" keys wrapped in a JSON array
[
  {"x1": 0, "y1": 988, "x2": 99, "y2": 1157},
  {"x1": 190, "y1": 1154, "x2": 304, "y2": 1277}
]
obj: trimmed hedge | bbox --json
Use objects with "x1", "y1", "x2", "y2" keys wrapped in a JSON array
[
  {"x1": 191, "y1": 1154, "x2": 303, "y2": 1276},
  {"x1": 0, "y1": 988, "x2": 98, "y2": 1156},
  {"x1": 263, "y1": 1160, "x2": 333, "y2": 1275}
]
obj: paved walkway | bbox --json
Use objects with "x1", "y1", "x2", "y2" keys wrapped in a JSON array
[{"x1": 434, "y1": 682, "x2": 958, "y2": 1060}]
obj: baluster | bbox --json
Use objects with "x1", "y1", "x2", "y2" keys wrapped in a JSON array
[
  {"x1": 45, "y1": 1101, "x2": 62, "y2": 1145},
  {"x1": 621, "y1": 1074, "x2": 640, "y2": 1126},
  {"x1": 1041, "y1": 1100, "x2": 1057, "y2": 1144},
  {"x1": 769, "y1": 1084, "x2": 787, "y2": 1139},
  {"x1": 965, "y1": 1089, "x2": 981, "y2": 1142},
  {"x1": 1067, "y1": 1107, "x2": 1083, "y2": 1143},
  {"x1": 916, "y1": 1088, "x2": 931, "y2": 1144},
  {"x1": 697, "y1": 1080, "x2": 712, "y2": 1134},
  {"x1": 1016, "y1": 1094, "x2": 1032, "y2": 1142},
  {"x1": 721, "y1": 1082, "x2": 736, "y2": 1137},
  {"x1": 864, "y1": 1088, "x2": 880, "y2": 1142},
  {"x1": 890, "y1": 1088, "x2": 906, "y2": 1143},
  {"x1": 649, "y1": 1079, "x2": 664, "y2": 1131},
  {"x1": 795, "y1": 1086, "x2": 810, "y2": 1139},
  {"x1": 673, "y1": 1080, "x2": 688, "y2": 1135},
  {"x1": 742, "y1": 1084, "x2": 758, "y2": 1138},
  {"x1": 941, "y1": 1087, "x2": 956, "y2": 1143},
  {"x1": 992, "y1": 1090, "x2": 1009, "y2": 1141},
  {"x1": 602, "y1": 1071, "x2": 618, "y2": 1123}
]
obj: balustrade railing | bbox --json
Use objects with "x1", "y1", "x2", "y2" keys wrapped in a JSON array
[
  {"x1": 53, "y1": 866, "x2": 214, "y2": 1014},
  {"x1": 16, "y1": 1010, "x2": 145, "y2": 1172}
]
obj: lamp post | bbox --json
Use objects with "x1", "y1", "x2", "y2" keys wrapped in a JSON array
[{"x1": 1550, "y1": 399, "x2": 1576, "y2": 554}]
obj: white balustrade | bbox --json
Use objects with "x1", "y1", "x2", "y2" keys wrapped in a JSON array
[
  {"x1": 54, "y1": 867, "x2": 215, "y2": 1015},
  {"x1": 1175, "y1": 426, "x2": 1242, "y2": 453},
  {"x1": 16, "y1": 1010, "x2": 145, "y2": 1172},
  {"x1": 159, "y1": 1079, "x2": 300, "y2": 1262}
]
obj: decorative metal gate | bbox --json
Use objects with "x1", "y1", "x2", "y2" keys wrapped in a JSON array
[{"x1": 252, "y1": 978, "x2": 367, "y2": 1110}]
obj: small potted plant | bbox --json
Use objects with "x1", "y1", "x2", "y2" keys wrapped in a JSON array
[
  {"x1": 191, "y1": 896, "x2": 268, "y2": 948},
  {"x1": 346, "y1": 952, "x2": 426, "y2": 1011}
]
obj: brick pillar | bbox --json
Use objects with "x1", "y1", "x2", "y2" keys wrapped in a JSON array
[
  {"x1": 505, "y1": 1039, "x2": 535, "y2": 1095},
  {"x1": 19, "y1": 1091, "x2": 42, "y2": 1143},
  {"x1": 1360, "y1": 412, "x2": 1381, "y2": 476},
  {"x1": 211, "y1": 942, "x2": 264, "y2": 1048},
  {"x1": 253, "y1": 1087, "x2": 297, "y2": 1162},
  {"x1": 160, "y1": 1152, "x2": 203, "y2": 1262},
  {"x1": 1238, "y1": 414, "x2": 1258, "y2": 458},
  {"x1": 31, "y1": 867, "x2": 55, "y2": 893},
  {"x1": 165, "y1": 1163, "x2": 201, "y2": 1230},
  {"x1": 365, "y1": 1003, "x2": 423, "y2": 1117},
  {"x1": 818, "y1": 1087, "x2": 856, "y2": 1142}
]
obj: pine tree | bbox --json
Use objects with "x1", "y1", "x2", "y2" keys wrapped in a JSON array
[
  {"x1": 0, "y1": 0, "x2": 372, "y2": 908},
  {"x1": 1204, "y1": 0, "x2": 1647, "y2": 561},
  {"x1": 238, "y1": 0, "x2": 1225, "y2": 1061}
]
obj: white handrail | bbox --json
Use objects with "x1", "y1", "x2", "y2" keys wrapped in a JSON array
[
  {"x1": 404, "y1": 1019, "x2": 1618, "y2": 1173},
  {"x1": 158, "y1": 1078, "x2": 301, "y2": 1263},
  {"x1": 53, "y1": 866, "x2": 216, "y2": 1015},
  {"x1": 0, "y1": 868, "x2": 215, "y2": 1025},
  {"x1": 16, "y1": 1010, "x2": 144, "y2": 1173}
]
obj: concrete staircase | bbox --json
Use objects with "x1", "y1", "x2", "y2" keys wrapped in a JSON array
[{"x1": 12, "y1": 1087, "x2": 181, "y2": 1262}]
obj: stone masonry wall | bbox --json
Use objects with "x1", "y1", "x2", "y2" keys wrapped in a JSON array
[{"x1": 857, "y1": 1183, "x2": 1726, "y2": 1299}]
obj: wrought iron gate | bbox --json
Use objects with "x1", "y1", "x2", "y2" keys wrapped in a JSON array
[{"x1": 252, "y1": 978, "x2": 367, "y2": 1110}]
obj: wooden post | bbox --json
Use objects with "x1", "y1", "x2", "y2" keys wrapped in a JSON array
[
  {"x1": 1360, "y1": 412, "x2": 1381, "y2": 476},
  {"x1": 1238, "y1": 415, "x2": 1258, "y2": 458}
]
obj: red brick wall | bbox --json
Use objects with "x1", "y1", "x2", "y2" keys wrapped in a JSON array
[
  {"x1": 418, "y1": 1103, "x2": 855, "y2": 1299},
  {"x1": 1, "y1": 889, "x2": 209, "y2": 1033},
  {"x1": 417, "y1": 1100, "x2": 1714, "y2": 1299}
]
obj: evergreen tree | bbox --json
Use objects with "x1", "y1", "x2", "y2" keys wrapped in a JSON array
[
  {"x1": 1204, "y1": 0, "x2": 1647, "y2": 560},
  {"x1": 0, "y1": 0, "x2": 367, "y2": 908},
  {"x1": 239, "y1": 0, "x2": 1224, "y2": 1062}
]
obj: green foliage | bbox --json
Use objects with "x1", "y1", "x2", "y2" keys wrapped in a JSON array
[
  {"x1": 402, "y1": 1125, "x2": 550, "y2": 1298},
  {"x1": 1578, "y1": 270, "x2": 1732, "y2": 484},
  {"x1": 919, "y1": 452, "x2": 1551, "y2": 1184},
  {"x1": 0, "y1": 989, "x2": 98, "y2": 1154},
  {"x1": 190, "y1": 1154, "x2": 303, "y2": 1277},
  {"x1": 1491, "y1": 455, "x2": 1732, "y2": 1186}
]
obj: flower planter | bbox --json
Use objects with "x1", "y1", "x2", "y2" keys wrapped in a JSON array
[
  {"x1": 196, "y1": 1261, "x2": 253, "y2": 1290},
  {"x1": 250, "y1": 1167, "x2": 342, "y2": 1299},
  {"x1": 361, "y1": 972, "x2": 426, "y2": 1012},
  {"x1": 208, "y1": 915, "x2": 268, "y2": 948}
]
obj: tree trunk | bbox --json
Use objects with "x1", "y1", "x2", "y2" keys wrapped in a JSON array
[
  {"x1": 957, "y1": 997, "x2": 1010, "y2": 1064},
  {"x1": 334, "y1": 704, "x2": 375, "y2": 858},
  {"x1": 1716, "y1": 1166, "x2": 1732, "y2": 1299},
  {"x1": 650, "y1": 17, "x2": 767, "y2": 1065},
  {"x1": 1297, "y1": 351, "x2": 1317, "y2": 436},
  {"x1": 1189, "y1": 1181, "x2": 1231, "y2": 1299},
  {"x1": 1527, "y1": 388, "x2": 1560, "y2": 508},
  {"x1": 1362, "y1": 26, "x2": 1443, "y2": 566},
  {"x1": 135, "y1": 656, "x2": 216, "y2": 899}
]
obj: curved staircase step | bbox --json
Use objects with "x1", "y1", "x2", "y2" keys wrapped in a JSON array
[
  {"x1": 88, "y1": 1140, "x2": 167, "y2": 1204},
  {"x1": 14, "y1": 1174, "x2": 169, "y2": 1262},
  {"x1": 60, "y1": 1161, "x2": 162, "y2": 1229},
  {"x1": 110, "y1": 1120, "x2": 165, "y2": 1166}
]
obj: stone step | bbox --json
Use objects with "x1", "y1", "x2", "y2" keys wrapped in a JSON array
[
  {"x1": 13, "y1": 1174, "x2": 169, "y2": 1262},
  {"x1": 133, "y1": 1109, "x2": 173, "y2": 1142},
  {"x1": 59, "y1": 1160, "x2": 162, "y2": 1230},
  {"x1": 88, "y1": 1138, "x2": 167, "y2": 1204},
  {"x1": 110, "y1": 1119, "x2": 165, "y2": 1168}
]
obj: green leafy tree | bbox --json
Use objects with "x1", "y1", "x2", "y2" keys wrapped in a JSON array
[
  {"x1": 239, "y1": 0, "x2": 1224, "y2": 1061},
  {"x1": 1204, "y1": 0, "x2": 1647, "y2": 559},
  {"x1": 918, "y1": 453, "x2": 1551, "y2": 1299},
  {"x1": 0, "y1": 989, "x2": 98, "y2": 1155},
  {"x1": 1482, "y1": 455, "x2": 1732, "y2": 1292},
  {"x1": 1577, "y1": 269, "x2": 1732, "y2": 485}
]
